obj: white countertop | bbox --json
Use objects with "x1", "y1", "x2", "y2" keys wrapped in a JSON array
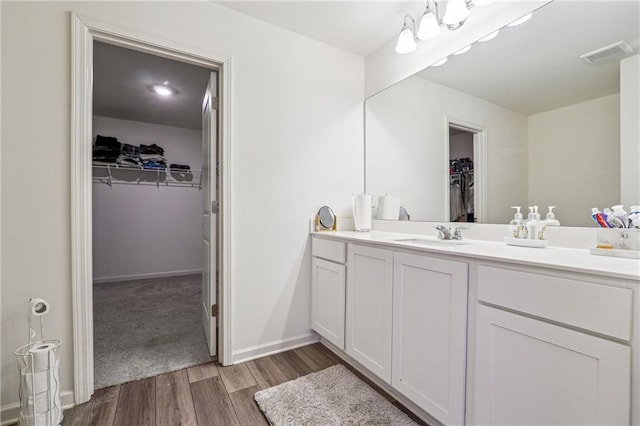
[{"x1": 312, "y1": 230, "x2": 640, "y2": 281}]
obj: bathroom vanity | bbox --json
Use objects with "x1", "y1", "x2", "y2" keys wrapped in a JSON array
[{"x1": 310, "y1": 231, "x2": 640, "y2": 425}]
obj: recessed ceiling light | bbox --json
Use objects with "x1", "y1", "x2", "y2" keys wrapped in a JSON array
[
  {"x1": 150, "y1": 81, "x2": 178, "y2": 97},
  {"x1": 478, "y1": 30, "x2": 499, "y2": 42},
  {"x1": 432, "y1": 57, "x2": 448, "y2": 67},
  {"x1": 508, "y1": 13, "x2": 532, "y2": 27},
  {"x1": 453, "y1": 45, "x2": 472, "y2": 55}
]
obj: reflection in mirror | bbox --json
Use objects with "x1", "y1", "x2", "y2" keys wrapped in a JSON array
[{"x1": 366, "y1": 1, "x2": 639, "y2": 226}]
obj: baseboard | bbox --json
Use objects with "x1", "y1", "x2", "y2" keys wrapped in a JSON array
[
  {"x1": 319, "y1": 339, "x2": 443, "y2": 426},
  {"x1": 93, "y1": 269, "x2": 202, "y2": 284},
  {"x1": 1, "y1": 391, "x2": 74, "y2": 426},
  {"x1": 231, "y1": 332, "x2": 320, "y2": 364}
]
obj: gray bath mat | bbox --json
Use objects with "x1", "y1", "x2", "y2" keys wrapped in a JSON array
[{"x1": 254, "y1": 364, "x2": 418, "y2": 425}]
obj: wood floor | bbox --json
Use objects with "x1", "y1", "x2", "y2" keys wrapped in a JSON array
[{"x1": 62, "y1": 343, "x2": 427, "y2": 426}]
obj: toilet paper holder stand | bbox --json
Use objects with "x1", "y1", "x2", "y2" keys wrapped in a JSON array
[{"x1": 14, "y1": 298, "x2": 63, "y2": 426}]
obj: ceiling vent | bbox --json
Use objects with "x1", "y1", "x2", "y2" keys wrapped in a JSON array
[{"x1": 580, "y1": 41, "x2": 634, "y2": 65}]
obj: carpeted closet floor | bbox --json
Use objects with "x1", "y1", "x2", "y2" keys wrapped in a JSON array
[{"x1": 93, "y1": 274, "x2": 211, "y2": 389}]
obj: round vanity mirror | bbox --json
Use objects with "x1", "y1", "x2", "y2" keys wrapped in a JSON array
[{"x1": 318, "y1": 206, "x2": 336, "y2": 230}]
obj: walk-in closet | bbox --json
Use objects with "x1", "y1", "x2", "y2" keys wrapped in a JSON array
[
  {"x1": 91, "y1": 41, "x2": 216, "y2": 388},
  {"x1": 449, "y1": 126, "x2": 475, "y2": 223}
]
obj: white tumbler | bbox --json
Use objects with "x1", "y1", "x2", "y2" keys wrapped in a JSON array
[{"x1": 352, "y1": 193, "x2": 372, "y2": 232}]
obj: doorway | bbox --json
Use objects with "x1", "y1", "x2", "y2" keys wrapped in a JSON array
[
  {"x1": 449, "y1": 127, "x2": 475, "y2": 222},
  {"x1": 71, "y1": 14, "x2": 231, "y2": 404},
  {"x1": 446, "y1": 119, "x2": 487, "y2": 223},
  {"x1": 91, "y1": 41, "x2": 217, "y2": 389}
]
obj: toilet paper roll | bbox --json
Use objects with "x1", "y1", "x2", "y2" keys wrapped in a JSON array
[
  {"x1": 28, "y1": 342, "x2": 57, "y2": 373},
  {"x1": 30, "y1": 298, "x2": 49, "y2": 316},
  {"x1": 28, "y1": 391, "x2": 53, "y2": 414},
  {"x1": 378, "y1": 194, "x2": 401, "y2": 220},
  {"x1": 24, "y1": 370, "x2": 51, "y2": 395},
  {"x1": 352, "y1": 193, "x2": 372, "y2": 232}
]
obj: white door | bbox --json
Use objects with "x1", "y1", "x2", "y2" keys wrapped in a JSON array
[
  {"x1": 473, "y1": 304, "x2": 630, "y2": 425},
  {"x1": 392, "y1": 252, "x2": 468, "y2": 425},
  {"x1": 346, "y1": 244, "x2": 393, "y2": 384},
  {"x1": 311, "y1": 257, "x2": 346, "y2": 349},
  {"x1": 201, "y1": 72, "x2": 218, "y2": 356}
]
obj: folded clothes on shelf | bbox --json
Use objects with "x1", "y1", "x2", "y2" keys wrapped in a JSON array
[
  {"x1": 169, "y1": 163, "x2": 191, "y2": 171},
  {"x1": 93, "y1": 146, "x2": 120, "y2": 163},
  {"x1": 121, "y1": 143, "x2": 140, "y2": 157},
  {"x1": 140, "y1": 143, "x2": 164, "y2": 155},
  {"x1": 95, "y1": 134, "x2": 121, "y2": 150},
  {"x1": 139, "y1": 153, "x2": 166, "y2": 161},
  {"x1": 116, "y1": 156, "x2": 141, "y2": 167},
  {"x1": 142, "y1": 159, "x2": 167, "y2": 170}
]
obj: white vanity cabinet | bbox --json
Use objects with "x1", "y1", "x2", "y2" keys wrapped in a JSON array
[
  {"x1": 311, "y1": 237, "x2": 346, "y2": 349},
  {"x1": 346, "y1": 244, "x2": 394, "y2": 384},
  {"x1": 392, "y1": 252, "x2": 468, "y2": 425},
  {"x1": 471, "y1": 264, "x2": 632, "y2": 425}
]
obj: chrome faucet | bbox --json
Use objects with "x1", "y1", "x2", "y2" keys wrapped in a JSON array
[{"x1": 434, "y1": 225, "x2": 466, "y2": 240}]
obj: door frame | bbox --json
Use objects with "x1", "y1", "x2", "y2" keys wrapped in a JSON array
[
  {"x1": 70, "y1": 13, "x2": 233, "y2": 404},
  {"x1": 444, "y1": 117, "x2": 487, "y2": 223}
]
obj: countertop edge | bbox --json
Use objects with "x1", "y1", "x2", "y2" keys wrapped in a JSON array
[{"x1": 311, "y1": 231, "x2": 640, "y2": 282}]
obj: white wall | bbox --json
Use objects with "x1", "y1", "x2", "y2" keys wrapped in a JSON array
[
  {"x1": 528, "y1": 94, "x2": 620, "y2": 227},
  {"x1": 450, "y1": 132, "x2": 474, "y2": 160},
  {"x1": 366, "y1": 76, "x2": 528, "y2": 224},
  {"x1": 1, "y1": 1, "x2": 364, "y2": 413},
  {"x1": 92, "y1": 116, "x2": 202, "y2": 282},
  {"x1": 620, "y1": 54, "x2": 640, "y2": 208}
]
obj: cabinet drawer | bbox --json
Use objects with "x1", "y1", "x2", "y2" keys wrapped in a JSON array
[
  {"x1": 312, "y1": 237, "x2": 346, "y2": 263},
  {"x1": 477, "y1": 264, "x2": 633, "y2": 341}
]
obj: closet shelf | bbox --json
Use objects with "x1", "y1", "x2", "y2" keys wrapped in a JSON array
[{"x1": 92, "y1": 163, "x2": 202, "y2": 189}]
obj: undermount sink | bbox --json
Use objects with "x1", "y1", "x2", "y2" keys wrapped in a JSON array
[{"x1": 394, "y1": 238, "x2": 472, "y2": 246}]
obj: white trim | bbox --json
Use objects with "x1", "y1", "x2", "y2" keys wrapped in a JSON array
[
  {"x1": 71, "y1": 12, "x2": 233, "y2": 405},
  {"x1": 1, "y1": 391, "x2": 74, "y2": 426},
  {"x1": 231, "y1": 333, "x2": 320, "y2": 364},
  {"x1": 93, "y1": 269, "x2": 203, "y2": 284},
  {"x1": 445, "y1": 117, "x2": 487, "y2": 223},
  {"x1": 71, "y1": 13, "x2": 95, "y2": 405}
]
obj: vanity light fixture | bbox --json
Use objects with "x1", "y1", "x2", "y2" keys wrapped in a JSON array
[
  {"x1": 417, "y1": 1, "x2": 441, "y2": 41},
  {"x1": 395, "y1": 1, "x2": 533, "y2": 55},
  {"x1": 150, "y1": 81, "x2": 178, "y2": 97},
  {"x1": 443, "y1": 0, "x2": 471, "y2": 30},
  {"x1": 395, "y1": 15, "x2": 418, "y2": 54}
]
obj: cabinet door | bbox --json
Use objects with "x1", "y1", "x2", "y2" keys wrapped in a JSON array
[
  {"x1": 473, "y1": 304, "x2": 630, "y2": 425},
  {"x1": 311, "y1": 258, "x2": 346, "y2": 349},
  {"x1": 392, "y1": 252, "x2": 468, "y2": 425},
  {"x1": 346, "y1": 244, "x2": 393, "y2": 383}
]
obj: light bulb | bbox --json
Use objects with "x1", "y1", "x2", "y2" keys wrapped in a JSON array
[
  {"x1": 507, "y1": 13, "x2": 532, "y2": 27},
  {"x1": 150, "y1": 81, "x2": 177, "y2": 96},
  {"x1": 417, "y1": 11, "x2": 441, "y2": 40},
  {"x1": 478, "y1": 30, "x2": 499, "y2": 42},
  {"x1": 432, "y1": 57, "x2": 448, "y2": 67},
  {"x1": 153, "y1": 85, "x2": 173, "y2": 96},
  {"x1": 453, "y1": 45, "x2": 472, "y2": 55},
  {"x1": 395, "y1": 27, "x2": 417, "y2": 54},
  {"x1": 443, "y1": 0, "x2": 470, "y2": 26}
]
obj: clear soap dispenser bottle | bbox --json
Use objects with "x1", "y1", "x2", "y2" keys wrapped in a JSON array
[
  {"x1": 509, "y1": 206, "x2": 526, "y2": 238},
  {"x1": 527, "y1": 206, "x2": 541, "y2": 240},
  {"x1": 545, "y1": 206, "x2": 560, "y2": 226}
]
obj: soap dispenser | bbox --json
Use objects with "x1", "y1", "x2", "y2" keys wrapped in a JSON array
[
  {"x1": 527, "y1": 206, "x2": 541, "y2": 240},
  {"x1": 509, "y1": 206, "x2": 527, "y2": 239},
  {"x1": 545, "y1": 206, "x2": 560, "y2": 226}
]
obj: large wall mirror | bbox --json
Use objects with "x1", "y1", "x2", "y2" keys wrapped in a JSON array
[{"x1": 365, "y1": 0, "x2": 639, "y2": 226}]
